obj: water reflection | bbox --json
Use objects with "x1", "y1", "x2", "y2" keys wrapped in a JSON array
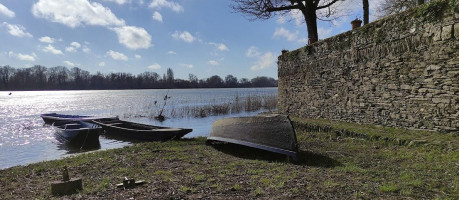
[
  {"x1": 0, "y1": 88, "x2": 277, "y2": 169},
  {"x1": 55, "y1": 138, "x2": 101, "y2": 154}
]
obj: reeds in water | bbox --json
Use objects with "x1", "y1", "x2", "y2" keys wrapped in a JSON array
[{"x1": 146, "y1": 94, "x2": 277, "y2": 120}]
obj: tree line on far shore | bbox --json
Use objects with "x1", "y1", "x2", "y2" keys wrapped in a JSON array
[{"x1": 0, "y1": 65, "x2": 278, "y2": 91}]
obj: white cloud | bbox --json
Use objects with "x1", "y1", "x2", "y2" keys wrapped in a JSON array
[
  {"x1": 102, "y1": 0, "x2": 131, "y2": 5},
  {"x1": 63, "y1": 61, "x2": 75, "y2": 67},
  {"x1": 369, "y1": 0, "x2": 386, "y2": 19},
  {"x1": 290, "y1": 10, "x2": 304, "y2": 27},
  {"x1": 172, "y1": 31, "x2": 195, "y2": 43},
  {"x1": 273, "y1": 27, "x2": 306, "y2": 44},
  {"x1": 70, "y1": 42, "x2": 81, "y2": 48},
  {"x1": 152, "y1": 11, "x2": 163, "y2": 22},
  {"x1": 135, "y1": 54, "x2": 141, "y2": 59},
  {"x1": 0, "y1": 3, "x2": 15, "y2": 18},
  {"x1": 246, "y1": 46, "x2": 260, "y2": 58},
  {"x1": 167, "y1": 51, "x2": 176, "y2": 55},
  {"x1": 106, "y1": 50, "x2": 128, "y2": 61},
  {"x1": 209, "y1": 42, "x2": 229, "y2": 51},
  {"x1": 43, "y1": 44, "x2": 63, "y2": 55},
  {"x1": 332, "y1": 16, "x2": 350, "y2": 27},
  {"x1": 112, "y1": 26, "x2": 152, "y2": 50},
  {"x1": 65, "y1": 42, "x2": 82, "y2": 52},
  {"x1": 318, "y1": 27, "x2": 333, "y2": 39},
  {"x1": 250, "y1": 52, "x2": 276, "y2": 71},
  {"x1": 148, "y1": 63, "x2": 161, "y2": 70},
  {"x1": 208, "y1": 60, "x2": 219, "y2": 66},
  {"x1": 32, "y1": 0, "x2": 125, "y2": 28},
  {"x1": 180, "y1": 63, "x2": 194, "y2": 68},
  {"x1": 8, "y1": 51, "x2": 37, "y2": 62},
  {"x1": 98, "y1": 62, "x2": 106, "y2": 67},
  {"x1": 277, "y1": 15, "x2": 286, "y2": 24},
  {"x1": 17, "y1": 53, "x2": 36, "y2": 62},
  {"x1": 39, "y1": 36, "x2": 55, "y2": 43},
  {"x1": 82, "y1": 46, "x2": 91, "y2": 53},
  {"x1": 2, "y1": 22, "x2": 33, "y2": 38},
  {"x1": 149, "y1": 0, "x2": 184, "y2": 13},
  {"x1": 65, "y1": 47, "x2": 76, "y2": 52}
]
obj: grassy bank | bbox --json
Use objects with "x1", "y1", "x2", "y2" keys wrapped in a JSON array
[{"x1": 0, "y1": 117, "x2": 458, "y2": 199}]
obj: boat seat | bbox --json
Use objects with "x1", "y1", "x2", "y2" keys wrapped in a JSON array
[
  {"x1": 64, "y1": 124, "x2": 81, "y2": 129},
  {"x1": 107, "y1": 123, "x2": 123, "y2": 126}
]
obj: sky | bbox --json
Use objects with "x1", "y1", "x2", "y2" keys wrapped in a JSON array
[{"x1": 0, "y1": 0, "x2": 385, "y2": 80}]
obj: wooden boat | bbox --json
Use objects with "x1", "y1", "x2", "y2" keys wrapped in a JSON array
[
  {"x1": 207, "y1": 114, "x2": 298, "y2": 161},
  {"x1": 41, "y1": 113, "x2": 118, "y2": 124},
  {"x1": 53, "y1": 121, "x2": 102, "y2": 147},
  {"x1": 91, "y1": 119, "x2": 193, "y2": 141}
]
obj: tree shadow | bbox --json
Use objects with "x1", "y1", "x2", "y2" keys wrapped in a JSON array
[{"x1": 207, "y1": 142, "x2": 342, "y2": 168}]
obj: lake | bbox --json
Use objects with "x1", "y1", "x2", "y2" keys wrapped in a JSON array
[{"x1": 0, "y1": 88, "x2": 277, "y2": 169}]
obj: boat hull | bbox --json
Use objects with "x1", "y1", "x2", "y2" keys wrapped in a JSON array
[
  {"x1": 207, "y1": 114, "x2": 298, "y2": 160},
  {"x1": 41, "y1": 113, "x2": 118, "y2": 124},
  {"x1": 92, "y1": 119, "x2": 192, "y2": 141},
  {"x1": 54, "y1": 121, "x2": 102, "y2": 147}
]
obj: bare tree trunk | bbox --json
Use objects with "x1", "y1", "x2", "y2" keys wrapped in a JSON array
[
  {"x1": 417, "y1": 0, "x2": 425, "y2": 5},
  {"x1": 302, "y1": 1, "x2": 318, "y2": 44},
  {"x1": 363, "y1": 0, "x2": 369, "y2": 25}
]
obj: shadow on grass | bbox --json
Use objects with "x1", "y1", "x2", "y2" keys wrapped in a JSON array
[
  {"x1": 208, "y1": 142, "x2": 341, "y2": 168},
  {"x1": 296, "y1": 150, "x2": 342, "y2": 168}
]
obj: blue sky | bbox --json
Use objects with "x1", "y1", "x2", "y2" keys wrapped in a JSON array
[{"x1": 0, "y1": 0, "x2": 382, "y2": 80}]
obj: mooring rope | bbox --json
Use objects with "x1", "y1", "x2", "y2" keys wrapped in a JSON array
[{"x1": 80, "y1": 128, "x2": 90, "y2": 150}]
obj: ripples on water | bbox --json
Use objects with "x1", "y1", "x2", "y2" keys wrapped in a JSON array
[{"x1": 0, "y1": 88, "x2": 277, "y2": 169}]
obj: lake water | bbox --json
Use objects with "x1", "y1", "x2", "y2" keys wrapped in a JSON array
[{"x1": 0, "y1": 88, "x2": 277, "y2": 169}]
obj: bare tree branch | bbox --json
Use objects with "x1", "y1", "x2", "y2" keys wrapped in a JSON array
[{"x1": 317, "y1": 0, "x2": 341, "y2": 10}]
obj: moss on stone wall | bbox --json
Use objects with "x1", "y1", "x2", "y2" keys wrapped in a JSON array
[{"x1": 416, "y1": 0, "x2": 449, "y2": 22}]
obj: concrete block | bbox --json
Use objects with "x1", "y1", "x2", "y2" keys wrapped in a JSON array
[{"x1": 51, "y1": 178, "x2": 82, "y2": 196}]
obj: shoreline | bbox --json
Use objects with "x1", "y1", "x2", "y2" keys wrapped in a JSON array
[{"x1": 1, "y1": 117, "x2": 457, "y2": 199}]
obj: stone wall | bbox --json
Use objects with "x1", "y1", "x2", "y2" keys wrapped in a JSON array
[{"x1": 278, "y1": 1, "x2": 459, "y2": 132}]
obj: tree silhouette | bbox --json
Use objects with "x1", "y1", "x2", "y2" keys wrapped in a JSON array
[
  {"x1": 363, "y1": 0, "x2": 369, "y2": 25},
  {"x1": 232, "y1": 0, "x2": 343, "y2": 43}
]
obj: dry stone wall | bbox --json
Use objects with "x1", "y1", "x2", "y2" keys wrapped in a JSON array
[{"x1": 278, "y1": 1, "x2": 459, "y2": 132}]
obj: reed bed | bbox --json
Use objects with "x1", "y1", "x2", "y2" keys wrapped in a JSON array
[{"x1": 145, "y1": 94, "x2": 277, "y2": 119}]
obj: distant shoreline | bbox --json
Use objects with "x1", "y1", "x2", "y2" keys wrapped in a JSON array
[{"x1": 1, "y1": 86, "x2": 278, "y2": 92}]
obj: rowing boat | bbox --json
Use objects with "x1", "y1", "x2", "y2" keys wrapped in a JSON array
[{"x1": 92, "y1": 119, "x2": 192, "y2": 141}]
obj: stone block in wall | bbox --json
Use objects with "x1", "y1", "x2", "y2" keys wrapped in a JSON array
[
  {"x1": 455, "y1": 23, "x2": 459, "y2": 39},
  {"x1": 442, "y1": 25, "x2": 453, "y2": 40},
  {"x1": 433, "y1": 26, "x2": 442, "y2": 41}
]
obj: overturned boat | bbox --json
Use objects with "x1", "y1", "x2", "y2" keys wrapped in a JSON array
[{"x1": 207, "y1": 114, "x2": 298, "y2": 160}]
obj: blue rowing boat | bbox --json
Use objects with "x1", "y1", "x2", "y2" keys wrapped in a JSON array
[
  {"x1": 53, "y1": 121, "x2": 102, "y2": 147},
  {"x1": 41, "y1": 113, "x2": 118, "y2": 124}
]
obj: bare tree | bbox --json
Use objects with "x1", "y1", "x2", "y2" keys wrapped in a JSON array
[
  {"x1": 363, "y1": 0, "x2": 369, "y2": 25},
  {"x1": 0, "y1": 65, "x2": 15, "y2": 89},
  {"x1": 377, "y1": 0, "x2": 429, "y2": 17},
  {"x1": 232, "y1": 0, "x2": 343, "y2": 44}
]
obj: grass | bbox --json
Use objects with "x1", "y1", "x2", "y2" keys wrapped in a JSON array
[{"x1": 0, "y1": 117, "x2": 458, "y2": 199}]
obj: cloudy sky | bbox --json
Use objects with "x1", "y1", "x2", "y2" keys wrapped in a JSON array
[{"x1": 0, "y1": 0, "x2": 384, "y2": 79}]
